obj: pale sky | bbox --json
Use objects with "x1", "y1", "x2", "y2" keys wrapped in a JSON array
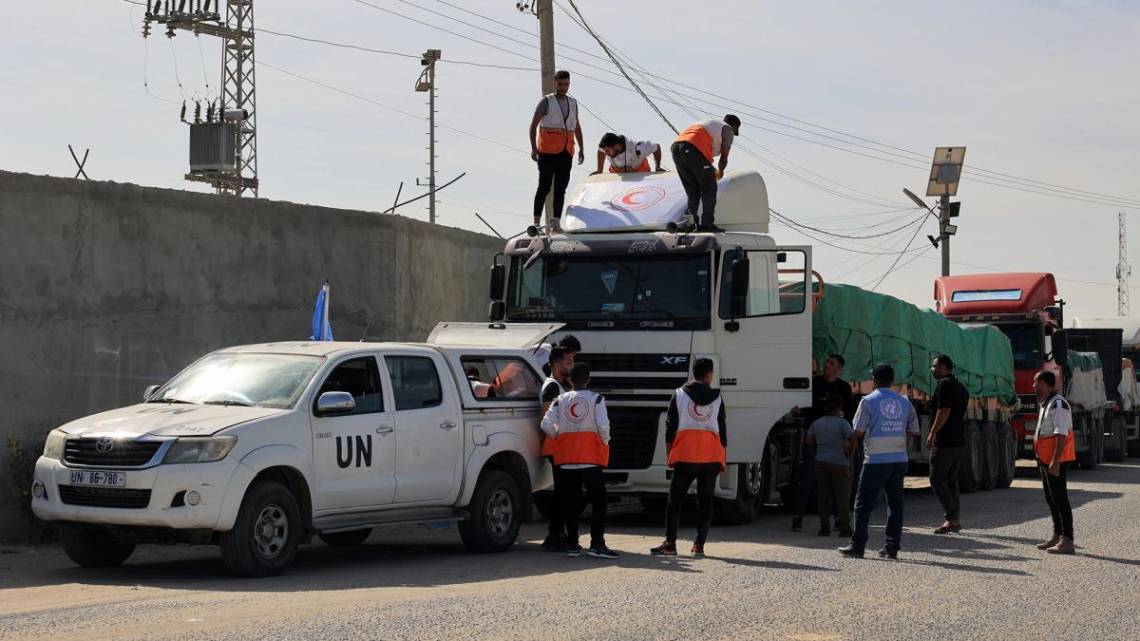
[{"x1": 3, "y1": 1, "x2": 1138, "y2": 316}]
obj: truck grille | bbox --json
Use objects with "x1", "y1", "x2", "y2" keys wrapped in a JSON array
[
  {"x1": 58, "y1": 486, "x2": 152, "y2": 509},
  {"x1": 607, "y1": 406, "x2": 663, "y2": 470},
  {"x1": 64, "y1": 439, "x2": 163, "y2": 467}
]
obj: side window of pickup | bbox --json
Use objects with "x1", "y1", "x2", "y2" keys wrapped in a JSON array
[
  {"x1": 461, "y1": 356, "x2": 542, "y2": 401},
  {"x1": 313, "y1": 357, "x2": 384, "y2": 416},
  {"x1": 386, "y1": 356, "x2": 444, "y2": 410}
]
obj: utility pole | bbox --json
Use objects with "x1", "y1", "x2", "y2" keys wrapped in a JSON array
[
  {"x1": 1118, "y1": 212, "x2": 1131, "y2": 315},
  {"x1": 415, "y1": 49, "x2": 441, "y2": 224},
  {"x1": 939, "y1": 194, "x2": 951, "y2": 277}
]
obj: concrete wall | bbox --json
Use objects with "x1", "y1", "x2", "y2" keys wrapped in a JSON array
[{"x1": 0, "y1": 171, "x2": 503, "y2": 541}]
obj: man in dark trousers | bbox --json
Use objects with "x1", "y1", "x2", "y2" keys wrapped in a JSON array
[
  {"x1": 670, "y1": 114, "x2": 740, "y2": 232},
  {"x1": 538, "y1": 347, "x2": 572, "y2": 550},
  {"x1": 529, "y1": 70, "x2": 584, "y2": 230},
  {"x1": 650, "y1": 358, "x2": 727, "y2": 558},
  {"x1": 927, "y1": 354, "x2": 970, "y2": 534},
  {"x1": 1032, "y1": 370, "x2": 1076, "y2": 555},
  {"x1": 792, "y1": 354, "x2": 854, "y2": 532}
]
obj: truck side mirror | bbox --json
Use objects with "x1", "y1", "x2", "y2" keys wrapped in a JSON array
[
  {"x1": 1052, "y1": 329, "x2": 1069, "y2": 365},
  {"x1": 1045, "y1": 304, "x2": 1063, "y2": 327},
  {"x1": 729, "y1": 257, "x2": 750, "y2": 318},
  {"x1": 488, "y1": 300, "x2": 506, "y2": 321},
  {"x1": 488, "y1": 262, "x2": 506, "y2": 301}
]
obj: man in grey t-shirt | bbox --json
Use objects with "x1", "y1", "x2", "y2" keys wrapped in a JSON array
[{"x1": 806, "y1": 395, "x2": 856, "y2": 536}]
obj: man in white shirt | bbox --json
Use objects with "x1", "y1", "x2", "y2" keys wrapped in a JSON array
[
  {"x1": 1032, "y1": 370, "x2": 1076, "y2": 555},
  {"x1": 591, "y1": 133, "x2": 663, "y2": 175}
]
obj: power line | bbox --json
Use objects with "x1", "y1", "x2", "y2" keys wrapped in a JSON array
[{"x1": 868, "y1": 217, "x2": 930, "y2": 290}]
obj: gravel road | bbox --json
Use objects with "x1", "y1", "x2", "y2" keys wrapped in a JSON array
[{"x1": 3, "y1": 461, "x2": 1138, "y2": 641}]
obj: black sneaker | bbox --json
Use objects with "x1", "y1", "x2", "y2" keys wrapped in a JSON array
[
  {"x1": 650, "y1": 541, "x2": 677, "y2": 556},
  {"x1": 587, "y1": 545, "x2": 619, "y2": 559},
  {"x1": 541, "y1": 534, "x2": 565, "y2": 552},
  {"x1": 566, "y1": 544, "x2": 583, "y2": 558},
  {"x1": 837, "y1": 544, "x2": 865, "y2": 558},
  {"x1": 878, "y1": 548, "x2": 898, "y2": 560},
  {"x1": 791, "y1": 517, "x2": 803, "y2": 532}
]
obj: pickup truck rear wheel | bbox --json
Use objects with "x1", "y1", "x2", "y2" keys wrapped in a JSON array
[
  {"x1": 319, "y1": 529, "x2": 372, "y2": 547},
  {"x1": 59, "y1": 524, "x2": 135, "y2": 568},
  {"x1": 220, "y1": 480, "x2": 302, "y2": 577},
  {"x1": 459, "y1": 470, "x2": 522, "y2": 553}
]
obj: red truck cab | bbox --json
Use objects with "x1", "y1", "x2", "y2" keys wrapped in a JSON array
[{"x1": 934, "y1": 273, "x2": 1064, "y2": 457}]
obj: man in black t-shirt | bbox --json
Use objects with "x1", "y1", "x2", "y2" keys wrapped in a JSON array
[{"x1": 927, "y1": 354, "x2": 970, "y2": 534}]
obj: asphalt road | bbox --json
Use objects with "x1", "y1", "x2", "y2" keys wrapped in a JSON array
[{"x1": 3, "y1": 461, "x2": 1139, "y2": 641}]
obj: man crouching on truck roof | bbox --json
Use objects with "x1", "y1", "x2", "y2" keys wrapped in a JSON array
[
  {"x1": 1032, "y1": 370, "x2": 1077, "y2": 555},
  {"x1": 839, "y1": 364, "x2": 920, "y2": 560}
]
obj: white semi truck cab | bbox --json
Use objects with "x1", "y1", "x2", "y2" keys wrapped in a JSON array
[
  {"x1": 487, "y1": 170, "x2": 814, "y2": 521},
  {"x1": 32, "y1": 331, "x2": 558, "y2": 576}
]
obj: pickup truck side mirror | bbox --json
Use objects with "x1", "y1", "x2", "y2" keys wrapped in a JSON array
[
  {"x1": 729, "y1": 257, "x2": 750, "y2": 319},
  {"x1": 143, "y1": 384, "x2": 160, "y2": 401},
  {"x1": 316, "y1": 391, "x2": 356, "y2": 416}
]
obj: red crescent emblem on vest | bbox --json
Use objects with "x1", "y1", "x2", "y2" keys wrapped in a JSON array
[
  {"x1": 567, "y1": 398, "x2": 589, "y2": 423},
  {"x1": 688, "y1": 402, "x2": 712, "y2": 422}
]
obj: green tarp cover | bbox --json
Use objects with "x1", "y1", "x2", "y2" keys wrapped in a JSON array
[
  {"x1": 1066, "y1": 350, "x2": 1100, "y2": 374},
  {"x1": 813, "y1": 283, "x2": 1016, "y2": 404}
]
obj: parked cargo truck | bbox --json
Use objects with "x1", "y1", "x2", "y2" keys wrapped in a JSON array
[{"x1": 1071, "y1": 317, "x2": 1140, "y2": 457}]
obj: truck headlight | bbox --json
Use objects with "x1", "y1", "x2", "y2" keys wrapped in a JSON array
[
  {"x1": 42, "y1": 430, "x2": 66, "y2": 460},
  {"x1": 163, "y1": 437, "x2": 237, "y2": 464}
]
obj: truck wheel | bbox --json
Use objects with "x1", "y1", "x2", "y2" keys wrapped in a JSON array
[
  {"x1": 994, "y1": 422, "x2": 1016, "y2": 488},
  {"x1": 59, "y1": 524, "x2": 136, "y2": 568},
  {"x1": 959, "y1": 421, "x2": 982, "y2": 493},
  {"x1": 715, "y1": 461, "x2": 764, "y2": 525},
  {"x1": 1076, "y1": 414, "x2": 1098, "y2": 470},
  {"x1": 219, "y1": 481, "x2": 302, "y2": 577},
  {"x1": 1105, "y1": 415, "x2": 1127, "y2": 462},
  {"x1": 459, "y1": 470, "x2": 522, "y2": 553},
  {"x1": 979, "y1": 422, "x2": 998, "y2": 491},
  {"x1": 318, "y1": 529, "x2": 372, "y2": 547}
]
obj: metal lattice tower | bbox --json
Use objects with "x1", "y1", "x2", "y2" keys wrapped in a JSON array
[{"x1": 1118, "y1": 212, "x2": 1131, "y2": 315}]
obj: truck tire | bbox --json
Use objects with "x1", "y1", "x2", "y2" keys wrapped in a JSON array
[
  {"x1": 1105, "y1": 415, "x2": 1127, "y2": 462},
  {"x1": 219, "y1": 480, "x2": 302, "y2": 577},
  {"x1": 959, "y1": 421, "x2": 982, "y2": 493},
  {"x1": 979, "y1": 421, "x2": 998, "y2": 491},
  {"x1": 994, "y1": 422, "x2": 1016, "y2": 489},
  {"x1": 459, "y1": 470, "x2": 523, "y2": 553},
  {"x1": 1076, "y1": 414, "x2": 1098, "y2": 471},
  {"x1": 714, "y1": 460, "x2": 764, "y2": 525},
  {"x1": 318, "y1": 529, "x2": 372, "y2": 547},
  {"x1": 59, "y1": 524, "x2": 136, "y2": 568}
]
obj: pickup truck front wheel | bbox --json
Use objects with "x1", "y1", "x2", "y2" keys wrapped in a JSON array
[
  {"x1": 220, "y1": 481, "x2": 302, "y2": 577},
  {"x1": 459, "y1": 470, "x2": 522, "y2": 553},
  {"x1": 59, "y1": 524, "x2": 136, "y2": 568}
]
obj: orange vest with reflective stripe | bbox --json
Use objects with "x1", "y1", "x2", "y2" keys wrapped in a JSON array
[
  {"x1": 536, "y1": 94, "x2": 578, "y2": 155},
  {"x1": 540, "y1": 377, "x2": 564, "y2": 458},
  {"x1": 1034, "y1": 394, "x2": 1076, "y2": 464},
  {"x1": 675, "y1": 119, "x2": 724, "y2": 162},
  {"x1": 668, "y1": 388, "x2": 726, "y2": 471},
  {"x1": 551, "y1": 391, "x2": 609, "y2": 467},
  {"x1": 609, "y1": 158, "x2": 651, "y2": 173}
]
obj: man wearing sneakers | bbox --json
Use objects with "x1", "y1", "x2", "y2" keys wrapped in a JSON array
[
  {"x1": 651, "y1": 358, "x2": 727, "y2": 558},
  {"x1": 540, "y1": 362, "x2": 619, "y2": 559},
  {"x1": 1032, "y1": 370, "x2": 1076, "y2": 555},
  {"x1": 538, "y1": 347, "x2": 572, "y2": 551}
]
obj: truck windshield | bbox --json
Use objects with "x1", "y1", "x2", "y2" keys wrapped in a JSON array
[
  {"x1": 506, "y1": 253, "x2": 711, "y2": 328},
  {"x1": 151, "y1": 353, "x2": 324, "y2": 409},
  {"x1": 997, "y1": 323, "x2": 1044, "y2": 370}
]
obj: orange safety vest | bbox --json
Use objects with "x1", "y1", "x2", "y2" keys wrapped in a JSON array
[
  {"x1": 550, "y1": 390, "x2": 610, "y2": 467},
  {"x1": 609, "y1": 158, "x2": 651, "y2": 173},
  {"x1": 1034, "y1": 394, "x2": 1077, "y2": 464},
  {"x1": 667, "y1": 388, "x2": 726, "y2": 471},
  {"x1": 674, "y1": 119, "x2": 725, "y2": 163},
  {"x1": 540, "y1": 377, "x2": 564, "y2": 458},
  {"x1": 536, "y1": 94, "x2": 578, "y2": 155}
]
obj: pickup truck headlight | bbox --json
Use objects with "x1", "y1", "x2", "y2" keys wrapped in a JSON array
[
  {"x1": 163, "y1": 437, "x2": 237, "y2": 464},
  {"x1": 42, "y1": 430, "x2": 66, "y2": 460}
]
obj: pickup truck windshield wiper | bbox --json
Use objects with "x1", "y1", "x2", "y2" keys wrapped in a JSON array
[{"x1": 204, "y1": 400, "x2": 254, "y2": 407}]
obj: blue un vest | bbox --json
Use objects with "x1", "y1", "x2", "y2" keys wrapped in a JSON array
[{"x1": 859, "y1": 389, "x2": 911, "y2": 464}]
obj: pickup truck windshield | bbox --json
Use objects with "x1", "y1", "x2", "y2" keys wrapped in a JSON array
[
  {"x1": 152, "y1": 353, "x2": 323, "y2": 409},
  {"x1": 506, "y1": 253, "x2": 711, "y2": 328},
  {"x1": 996, "y1": 322, "x2": 1044, "y2": 370}
]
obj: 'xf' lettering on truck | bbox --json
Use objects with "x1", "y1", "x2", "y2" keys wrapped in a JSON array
[{"x1": 336, "y1": 435, "x2": 372, "y2": 468}]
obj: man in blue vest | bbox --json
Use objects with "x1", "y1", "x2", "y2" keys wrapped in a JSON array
[{"x1": 839, "y1": 363, "x2": 920, "y2": 559}]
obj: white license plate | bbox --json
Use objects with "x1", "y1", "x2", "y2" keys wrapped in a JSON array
[{"x1": 68, "y1": 470, "x2": 127, "y2": 488}]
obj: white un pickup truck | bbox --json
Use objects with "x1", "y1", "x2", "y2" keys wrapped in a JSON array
[{"x1": 31, "y1": 324, "x2": 559, "y2": 576}]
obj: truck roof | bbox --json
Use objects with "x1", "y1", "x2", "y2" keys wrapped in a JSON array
[
  {"x1": 934, "y1": 272, "x2": 1057, "y2": 315},
  {"x1": 1073, "y1": 316, "x2": 1140, "y2": 347}
]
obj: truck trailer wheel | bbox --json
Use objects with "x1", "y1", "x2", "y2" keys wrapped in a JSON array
[
  {"x1": 318, "y1": 529, "x2": 372, "y2": 547},
  {"x1": 59, "y1": 524, "x2": 136, "y2": 568},
  {"x1": 994, "y1": 422, "x2": 1016, "y2": 488},
  {"x1": 459, "y1": 470, "x2": 522, "y2": 553},
  {"x1": 1076, "y1": 414, "x2": 1098, "y2": 471},
  {"x1": 220, "y1": 480, "x2": 303, "y2": 577},
  {"x1": 958, "y1": 421, "x2": 983, "y2": 493},
  {"x1": 1105, "y1": 415, "x2": 1127, "y2": 462},
  {"x1": 714, "y1": 461, "x2": 764, "y2": 525},
  {"x1": 979, "y1": 422, "x2": 998, "y2": 491}
]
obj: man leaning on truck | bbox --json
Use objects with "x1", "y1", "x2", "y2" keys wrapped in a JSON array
[{"x1": 1032, "y1": 370, "x2": 1077, "y2": 555}]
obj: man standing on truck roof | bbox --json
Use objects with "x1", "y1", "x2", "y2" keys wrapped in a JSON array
[
  {"x1": 591, "y1": 133, "x2": 663, "y2": 175},
  {"x1": 1032, "y1": 370, "x2": 1077, "y2": 555},
  {"x1": 529, "y1": 70, "x2": 584, "y2": 231},
  {"x1": 792, "y1": 354, "x2": 854, "y2": 532},
  {"x1": 928, "y1": 355, "x2": 970, "y2": 535},
  {"x1": 650, "y1": 358, "x2": 727, "y2": 558},
  {"x1": 670, "y1": 114, "x2": 740, "y2": 232},
  {"x1": 839, "y1": 364, "x2": 920, "y2": 559},
  {"x1": 538, "y1": 347, "x2": 573, "y2": 551}
]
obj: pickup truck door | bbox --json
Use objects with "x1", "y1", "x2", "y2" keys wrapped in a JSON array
[
  {"x1": 382, "y1": 350, "x2": 463, "y2": 504},
  {"x1": 310, "y1": 354, "x2": 398, "y2": 511}
]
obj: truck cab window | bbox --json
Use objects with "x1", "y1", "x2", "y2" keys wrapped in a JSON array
[
  {"x1": 386, "y1": 356, "x2": 444, "y2": 410},
  {"x1": 719, "y1": 250, "x2": 808, "y2": 318},
  {"x1": 314, "y1": 356, "x2": 384, "y2": 416}
]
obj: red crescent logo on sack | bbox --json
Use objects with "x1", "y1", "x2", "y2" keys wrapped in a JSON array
[
  {"x1": 612, "y1": 186, "x2": 666, "y2": 212},
  {"x1": 567, "y1": 398, "x2": 590, "y2": 423}
]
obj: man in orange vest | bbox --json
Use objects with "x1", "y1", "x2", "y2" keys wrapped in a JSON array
[
  {"x1": 529, "y1": 70, "x2": 585, "y2": 231},
  {"x1": 670, "y1": 114, "x2": 741, "y2": 232},
  {"x1": 1032, "y1": 370, "x2": 1076, "y2": 555},
  {"x1": 591, "y1": 133, "x2": 663, "y2": 175},
  {"x1": 540, "y1": 361, "x2": 619, "y2": 559},
  {"x1": 651, "y1": 358, "x2": 727, "y2": 558}
]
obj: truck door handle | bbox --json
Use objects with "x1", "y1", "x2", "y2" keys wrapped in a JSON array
[
  {"x1": 376, "y1": 425, "x2": 394, "y2": 434},
  {"x1": 440, "y1": 421, "x2": 457, "y2": 430}
]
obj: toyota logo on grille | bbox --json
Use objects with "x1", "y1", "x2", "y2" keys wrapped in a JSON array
[{"x1": 95, "y1": 437, "x2": 115, "y2": 454}]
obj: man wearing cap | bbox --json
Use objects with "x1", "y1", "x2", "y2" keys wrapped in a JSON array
[
  {"x1": 839, "y1": 364, "x2": 920, "y2": 559},
  {"x1": 671, "y1": 114, "x2": 740, "y2": 232}
]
